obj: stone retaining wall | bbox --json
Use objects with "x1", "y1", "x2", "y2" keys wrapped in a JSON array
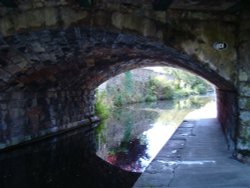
[{"x1": 0, "y1": 89, "x2": 96, "y2": 149}]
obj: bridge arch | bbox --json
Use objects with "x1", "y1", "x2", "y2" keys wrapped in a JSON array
[
  {"x1": 2, "y1": 0, "x2": 250, "y2": 160},
  {"x1": 0, "y1": 27, "x2": 236, "y2": 152}
]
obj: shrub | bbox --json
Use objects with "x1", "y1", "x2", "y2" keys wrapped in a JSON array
[
  {"x1": 194, "y1": 84, "x2": 207, "y2": 95},
  {"x1": 163, "y1": 86, "x2": 174, "y2": 99},
  {"x1": 144, "y1": 94, "x2": 157, "y2": 102},
  {"x1": 95, "y1": 90, "x2": 110, "y2": 119},
  {"x1": 113, "y1": 94, "x2": 125, "y2": 107}
]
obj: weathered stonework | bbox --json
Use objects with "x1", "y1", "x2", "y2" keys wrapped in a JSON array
[
  {"x1": 239, "y1": 98, "x2": 250, "y2": 110},
  {"x1": 0, "y1": 0, "x2": 249, "y2": 160},
  {"x1": 0, "y1": 26, "x2": 236, "y2": 150},
  {"x1": 0, "y1": 89, "x2": 95, "y2": 149},
  {"x1": 217, "y1": 89, "x2": 237, "y2": 150},
  {"x1": 237, "y1": 9, "x2": 250, "y2": 154}
]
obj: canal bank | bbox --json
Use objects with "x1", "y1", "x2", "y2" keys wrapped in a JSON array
[
  {"x1": 133, "y1": 103, "x2": 250, "y2": 188},
  {"x1": 0, "y1": 123, "x2": 140, "y2": 188},
  {"x1": 0, "y1": 96, "x2": 213, "y2": 188}
]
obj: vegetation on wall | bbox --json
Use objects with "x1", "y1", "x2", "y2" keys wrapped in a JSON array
[{"x1": 95, "y1": 90, "x2": 110, "y2": 120}]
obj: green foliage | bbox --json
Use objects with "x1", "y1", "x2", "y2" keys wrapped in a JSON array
[
  {"x1": 163, "y1": 86, "x2": 174, "y2": 99},
  {"x1": 124, "y1": 71, "x2": 133, "y2": 95},
  {"x1": 95, "y1": 68, "x2": 213, "y2": 111},
  {"x1": 163, "y1": 67, "x2": 213, "y2": 97},
  {"x1": 95, "y1": 90, "x2": 110, "y2": 120},
  {"x1": 105, "y1": 71, "x2": 136, "y2": 107},
  {"x1": 145, "y1": 77, "x2": 174, "y2": 100},
  {"x1": 145, "y1": 94, "x2": 157, "y2": 102},
  {"x1": 164, "y1": 68, "x2": 213, "y2": 96},
  {"x1": 174, "y1": 89, "x2": 190, "y2": 98},
  {"x1": 113, "y1": 93, "x2": 125, "y2": 107},
  {"x1": 194, "y1": 84, "x2": 207, "y2": 95}
]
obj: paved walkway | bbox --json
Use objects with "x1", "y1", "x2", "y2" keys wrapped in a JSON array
[{"x1": 133, "y1": 104, "x2": 250, "y2": 188}]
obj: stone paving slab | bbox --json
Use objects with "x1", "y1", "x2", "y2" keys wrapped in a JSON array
[{"x1": 133, "y1": 112, "x2": 250, "y2": 188}]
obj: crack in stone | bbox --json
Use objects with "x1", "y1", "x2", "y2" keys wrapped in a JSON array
[{"x1": 167, "y1": 163, "x2": 179, "y2": 187}]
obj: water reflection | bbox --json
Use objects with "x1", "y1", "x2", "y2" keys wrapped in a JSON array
[
  {"x1": 96, "y1": 96, "x2": 214, "y2": 172},
  {"x1": 0, "y1": 126, "x2": 140, "y2": 188},
  {"x1": 0, "y1": 96, "x2": 215, "y2": 188}
]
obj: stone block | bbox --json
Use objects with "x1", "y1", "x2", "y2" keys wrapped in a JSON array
[
  {"x1": 93, "y1": 11, "x2": 111, "y2": 27},
  {"x1": 0, "y1": 92, "x2": 9, "y2": 101},
  {"x1": 0, "y1": 69, "x2": 11, "y2": 82},
  {"x1": 60, "y1": 7, "x2": 88, "y2": 27},
  {"x1": 30, "y1": 42, "x2": 46, "y2": 53},
  {"x1": 9, "y1": 100, "x2": 26, "y2": 108},
  {"x1": 239, "y1": 126, "x2": 250, "y2": 139},
  {"x1": 32, "y1": 1, "x2": 44, "y2": 8},
  {"x1": 26, "y1": 9, "x2": 46, "y2": 28},
  {"x1": 18, "y1": 2, "x2": 33, "y2": 11},
  {"x1": 239, "y1": 111, "x2": 250, "y2": 125},
  {"x1": 4, "y1": 64, "x2": 21, "y2": 75},
  {"x1": 239, "y1": 42, "x2": 250, "y2": 67},
  {"x1": 143, "y1": 19, "x2": 157, "y2": 37},
  {"x1": 16, "y1": 59, "x2": 30, "y2": 69},
  {"x1": 45, "y1": 7, "x2": 58, "y2": 27},
  {"x1": 11, "y1": 92, "x2": 25, "y2": 100},
  {"x1": 239, "y1": 83, "x2": 250, "y2": 97},
  {"x1": 0, "y1": 16, "x2": 14, "y2": 36},
  {"x1": 153, "y1": 11, "x2": 167, "y2": 23},
  {"x1": 0, "y1": 103, "x2": 7, "y2": 110},
  {"x1": 239, "y1": 20, "x2": 250, "y2": 41},
  {"x1": 13, "y1": 13, "x2": 28, "y2": 32},
  {"x1": 237, "y1": 138, "x2": 250, "y2": 150},
  {"x1": 239, "y1": 98, "x2": 250, "y2": 110},
  {"x1": 112, "y1": 12, "x2": 153, "y2": 36},
  {"x1": 239, "y1": 71, "x2": 248, "y2": 82},
  {"x1": 10, "y1": 108, "x2": 25, "y2": 118}
]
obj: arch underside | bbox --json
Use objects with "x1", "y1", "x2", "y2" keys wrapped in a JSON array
[
  {"x1": 0, "y1": 27, "x2": 234, "y2": 91},
  {"x1": 0, "y1": 27, "x2": 236, "y2": 150}
]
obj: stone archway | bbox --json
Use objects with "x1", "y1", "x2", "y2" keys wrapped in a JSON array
[
  {"x1": 1, "y1": 0, "x2": 250, "y2": 160},
  {"x1": 0, "y1": 27, "x2": 236, "y2": 152}
]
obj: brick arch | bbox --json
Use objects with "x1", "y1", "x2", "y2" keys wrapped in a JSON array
[
  {"x1": 1, "y1": 27, "x2": 235, "y2": 90},
  {"x1": 0, "y1": 27, "x2": 237, "y2": 151}
]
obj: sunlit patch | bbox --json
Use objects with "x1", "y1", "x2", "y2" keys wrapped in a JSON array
[
  {"x1": 139, "y1": 122, "x2": 179, "y2": 170},
  {"x1": 184, "y1": 101, "x2": 217, "y2": 120}
]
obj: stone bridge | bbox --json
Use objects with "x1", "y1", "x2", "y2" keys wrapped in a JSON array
[{"x1": 0, "y1": 0, "x2": 250, "y2": 161}]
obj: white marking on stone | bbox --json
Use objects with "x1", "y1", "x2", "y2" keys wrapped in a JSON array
[{"x1": 157, "y1": 160, "x2": 216, "y2": 165}]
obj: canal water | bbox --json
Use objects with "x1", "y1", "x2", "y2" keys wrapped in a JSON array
[{"x1": 0, "y1": 96, "x2": 214, "y2": 188}]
